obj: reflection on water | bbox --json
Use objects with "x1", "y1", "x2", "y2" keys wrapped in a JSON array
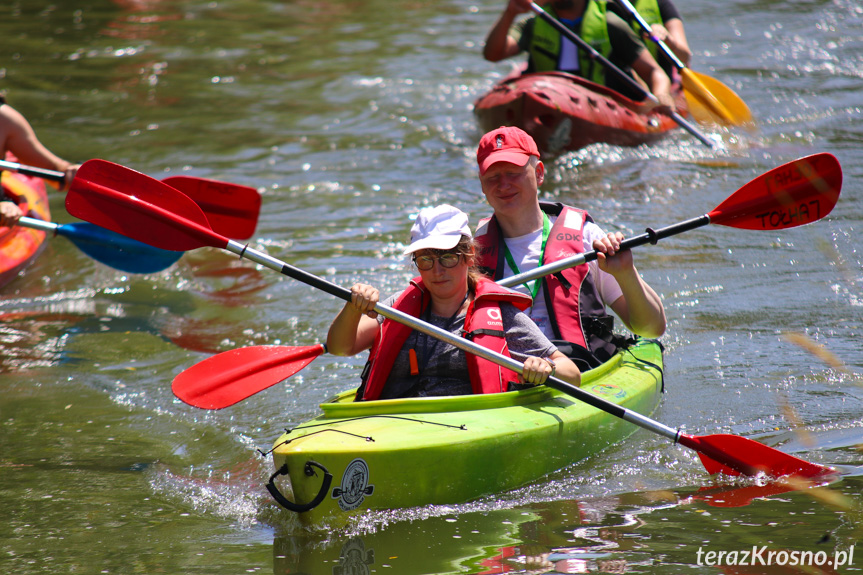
[
  {"x1": 273, "y1": 477, "x2": 863, "y2": 574},
  {"x1": 0, "y1": 248, "x2": 279, "y2": 369}
]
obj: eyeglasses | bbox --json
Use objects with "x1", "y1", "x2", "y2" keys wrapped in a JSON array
[{"x1": 412, "y1": 252, "x2": 462, "y2": 271}]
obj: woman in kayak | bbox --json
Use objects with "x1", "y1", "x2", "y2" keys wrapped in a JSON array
[{"x1": 327, "y1": 204, "x2": 581, "y2": 400}]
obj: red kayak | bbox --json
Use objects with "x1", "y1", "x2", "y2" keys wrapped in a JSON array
[
  {"x1": 0, "y1": 157, "x2": 51, "y2": 288},
  {"x1": 474, "y1": 71, "x2": 687, "y2": 157}
]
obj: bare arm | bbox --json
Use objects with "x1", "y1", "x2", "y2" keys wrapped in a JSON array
[
  {"x1": 656, "y1": 18, "x2": 691, "y2": 67},
  {"x1": 595, "y1": 233, "x2": 667, "y2": 338},
  {"x1": 630, "y1": 49, "x2": 675, "y2": 110},
  {"x1": 1, "y1": 105, "x2": 79, "y2": 191},
  {"x1": 483, "y1": 0, "x2": 531, "y2": 62},
  {"x1": 326, "y1": 283, "x2": 382, "y2": 356}
]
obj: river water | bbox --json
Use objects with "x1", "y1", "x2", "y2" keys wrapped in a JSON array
[{"x1": 1, "y1": 0, "x2": 861, "y2": 573}]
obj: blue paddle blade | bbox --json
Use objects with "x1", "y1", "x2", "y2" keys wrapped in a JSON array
[{"x1": 56, "y1": 222, "x2": 183, "y2": 274}]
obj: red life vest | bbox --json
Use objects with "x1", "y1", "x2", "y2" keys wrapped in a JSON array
[
  {"x1": 475, "y1": 202, "x2": 617, "y2": 360},
  {"x1": 358, "y1": 277, "x2": 533, "y2": 401}
]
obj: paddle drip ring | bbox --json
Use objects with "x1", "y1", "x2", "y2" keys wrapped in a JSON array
[{"x1": 645, "y1": 227, "x2": 659, "y2": 245}]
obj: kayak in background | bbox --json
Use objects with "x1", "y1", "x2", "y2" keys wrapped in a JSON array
[
  {"x1": 267, "y1": 338, "x2": 664, "y2": 528},
  {"x1": 474, "y1": 71, "x2": 688, "y2": 158},
  {"x1": 0, "y1": 163, "x2": 50, "y2": 288}
]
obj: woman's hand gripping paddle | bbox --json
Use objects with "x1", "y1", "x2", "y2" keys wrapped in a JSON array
[{"x1": 64, "y1": 155, "x2": 841, "y2": 481}]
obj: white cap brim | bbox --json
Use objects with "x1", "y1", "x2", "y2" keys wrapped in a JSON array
[{"x1": 403, "y1": 232, "x2": 462, "y2": 255}]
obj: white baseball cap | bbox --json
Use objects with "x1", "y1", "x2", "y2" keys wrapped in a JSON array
[{"x1": 403, "y1": 204, "x2": 472, "y2": 255}]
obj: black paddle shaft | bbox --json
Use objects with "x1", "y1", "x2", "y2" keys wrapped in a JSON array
[
  {"x1": 528, "y1": 2, "x2": 713, "y2": 148},
  {"x1": 501, "y1": 214, "x2": 710, "y2": 288},
  {"x1": 595, "y1": 214, "x2": 711, "y2": 262},
  {"x1": 0, "y1": 159, "x2": 65, "y2": 183}
]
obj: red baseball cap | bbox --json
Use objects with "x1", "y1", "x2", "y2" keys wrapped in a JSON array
[{"x1": 476, "y1": 126, "x2": 540, "y2": 175}]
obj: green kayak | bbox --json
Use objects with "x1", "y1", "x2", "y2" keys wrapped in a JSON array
[{"x1": 267, "y1": 338, "x2": 664, "y2": 527}]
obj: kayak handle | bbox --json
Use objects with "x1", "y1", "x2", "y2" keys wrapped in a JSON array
[{"x1": 266, "y1": 461, "x2": 333, "y2": 513}]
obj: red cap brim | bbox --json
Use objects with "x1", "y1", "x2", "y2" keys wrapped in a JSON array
[{"x1": 479, "y1": 151, "x2": 532, "y2": 175}]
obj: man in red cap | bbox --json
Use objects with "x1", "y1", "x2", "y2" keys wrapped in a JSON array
[{"x1": 474, "y1": 126, "x2": 666, "y2": 368}]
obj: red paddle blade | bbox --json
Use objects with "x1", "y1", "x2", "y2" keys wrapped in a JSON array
[
  {"x1": 163, "y1": 176, "x2": 261, "y2": 240},
  {"x1": 66, "y1": 159, "x2": 226, "y2": 251},
  {"x1": 172, "y1": 345, "x2": 326, "y2": 409},
  {"x1": 708, "y1": 153, "x2": 842, "y2": 230},
  {"x1": 679, "y1": 433, "x2": 836, "y2": 480}
]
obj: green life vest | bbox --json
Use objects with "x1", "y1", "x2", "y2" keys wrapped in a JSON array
[
  {"x1": 630, "y1": 0, "x2": 663, "y2": 61},
  {"x1": 528, "y1": 1, "x2": 611, "y2": 85}
]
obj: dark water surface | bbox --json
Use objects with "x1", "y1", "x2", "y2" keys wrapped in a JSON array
[{"x1": 2, "y1": 0, "x2": 862, "y2": 573}]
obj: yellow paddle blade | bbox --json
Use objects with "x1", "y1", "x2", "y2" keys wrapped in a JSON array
[{"x1": 682, "y1": 69, "x2": 753, "y2": 126}]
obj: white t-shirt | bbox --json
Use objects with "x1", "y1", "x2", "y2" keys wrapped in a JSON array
[{"x1": 499, "y1": 217, "x2": 623, "y2": 340}]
